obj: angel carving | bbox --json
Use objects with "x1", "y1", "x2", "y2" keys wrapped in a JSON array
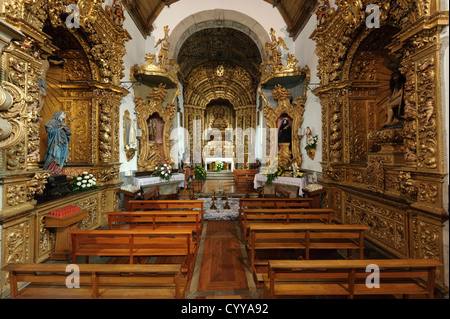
[
  {"x1": 266, "y1": 28, "x2": 289, "y2": 70},
  {"x1": 155, "y1": 26, "x2": 170, "y2": 68}
]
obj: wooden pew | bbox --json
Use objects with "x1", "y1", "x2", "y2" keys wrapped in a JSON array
[
  {"x1": 3, "y1": 263, "x2": 186, "y2": 299},
  {"x1": 264, "y1": 259, "x2": 442, "y2": 299},
  {"x1": 234, "y1": 169, "x2": 259, "y2": 194},
  {"x1": 248, "y1": 223, "x2": 369, "y2": 273},
  {"x1": 241, "y1": 208, "x2": 334, "y2": 243},
  {"x1": 141, "y1": 186, "x2": 159, "y2": 200},
  {"x1": 107, "y1": 210, "x2": 202, "y2": 244},
  {"x1": 129, "y1": 200, "x2": 205, "y2": 232},
  {"x1": 70, "y1": 229, "x2": 195, "y2": 276},
  {"x1": 238, "y1": 198, "x2": 313, "y2": 223}
]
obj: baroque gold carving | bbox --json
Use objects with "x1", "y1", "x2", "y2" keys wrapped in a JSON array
[
  {"x1": 263, "y1": 84, "x2": 305, "y2": 167},
  {"x1": 136, "y1": 84, "x2": 176, "y2": 171}
]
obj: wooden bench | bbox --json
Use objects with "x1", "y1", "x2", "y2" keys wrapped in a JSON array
[
  {"x1": 141, "y1": 186, "x2": 159, "y2": 200},
  {"x1": 238, "y1": 198, "x2": 313, "y2": 222},
  {"x1": 70, "y1": 229, "x2": 196, "y2": 276},
  {"x1": 129, "y1": 199, "x2": 205, "y2": 232},
  {"x1": 107, "y1": 210, "x2": 202, "y2": 244},
  {"x1": 3, "y1": 263, "x2": 186, "y2": 299},
  {"x1": 234, "y1": 169, "x2": 259, "y2": 194},
  {"x1": 263, "y1": 259, "x2": 442, "y2": 299},
  {"x1": 248, "y1": 223, "x2": 369, "y2": 273},
  {"x1": 241, "y1": 208, "x2": 334, "y2": 242}
]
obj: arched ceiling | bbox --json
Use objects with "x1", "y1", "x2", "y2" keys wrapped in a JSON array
[
  {"x1": 122, "y1": 0, "x2": 316, "y2": 40},
  {"x1": 177, "y1": 27, "x2": 262, "y2": 84},
  {"x1": 183, "y1": 61, "x2": 256, "y2": 108}
]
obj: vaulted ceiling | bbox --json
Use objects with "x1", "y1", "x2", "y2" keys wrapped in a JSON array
[
  {"x1": 177, "y1": 27, "x2": 262, "y2": 83},
  {"x1": 122, "y1": 0, "x2": 316, "y2": 40}
]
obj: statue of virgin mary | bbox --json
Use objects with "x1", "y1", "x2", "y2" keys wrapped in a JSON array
[{"x1": 43, "y1": 111, "x2": 72, "y2": 175}]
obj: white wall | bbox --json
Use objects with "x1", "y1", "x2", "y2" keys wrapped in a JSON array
[
  {"x1": 118, "y1": 8, "x2": 148, "y2": 175},
  {"x1": 293, "y1": 14, "x2": 323, "y2": 173}
]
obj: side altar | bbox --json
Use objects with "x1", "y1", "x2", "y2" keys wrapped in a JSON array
[
  {"x1": 253, "y1": 173, "x2": 307, "y2": 198},
  {"x1": 134, "y1": 173, "x2": 185, "y2": 195}
]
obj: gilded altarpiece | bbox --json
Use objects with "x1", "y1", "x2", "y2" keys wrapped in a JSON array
[
  {"x1": 0, "y1": 0, "x2": 130, "y2": 297},
  {"x1": 182, "y1": 62, "x2": 257, "y2": 166},
  {"x1": 312, "y1": 0, "x2": 448, "y2": 291}
]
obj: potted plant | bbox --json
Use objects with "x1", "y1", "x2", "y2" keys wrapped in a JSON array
[
  {"x1": 192, "y1": 165, "x2": 206, "y2": 192},
  {"x1": 305, "y1": 132, "x2": 318, "y2": 160},
  {"x1": 215, "y1": 160, "x2": 224, "y2": 172}
]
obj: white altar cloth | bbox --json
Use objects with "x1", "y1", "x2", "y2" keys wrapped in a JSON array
[
  {"x1": 134, "y1": 173, "x2": 185, "y2": 189},
  {"x1": 204, "y1": 157, "x2": 234, "y2": 171},
  {"x1": 253, "y1": 173, "x2": 307, "y2": 197}
]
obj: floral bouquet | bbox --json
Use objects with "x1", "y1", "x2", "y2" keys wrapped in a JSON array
[
  {"x1": 262, "y1": 157, "x2": 285, "y2": 184},
  {"x1": 72, "y1": 172, "x2": 99, "y2": 191},
  {"x1": 292, "y1": 162, "x2": 305, "y2": 178},
  {"x1": 153, "y1": 162, "x2": 173, "y2": 181},
  {"x1": 215, "y1": 160, "x2": 224, "y2": 172},
  {"x1": 305, "y1": 134, "x2": 319, "y2": 150},
  {"x1": 194, "y1": 165, "x2": 207, "y2": 181}
]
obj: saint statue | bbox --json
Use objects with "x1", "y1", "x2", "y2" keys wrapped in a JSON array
[
  {"x1": 128, "y1": 119, "x2": 137, "y2": 149},
  {"x1": 43, "y1": 111, "x2": 72, "y2": 175},
  {"x1": 148, "y1": 113, "x2": 165, "y2": 157},
  {"x1": 278, "y1": 116, "x2": 292, "y2": 144},
  {"x1": 382, "y1": 71, "x2": 406, "y2": 127}
]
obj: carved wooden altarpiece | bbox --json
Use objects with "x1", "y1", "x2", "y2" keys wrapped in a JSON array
[
  {"x1": 0, "y1": 0, "x2": 130, "y2": 297},
  {"x1": 311, "y1": 0, "x2": 449, "y2": 292}
]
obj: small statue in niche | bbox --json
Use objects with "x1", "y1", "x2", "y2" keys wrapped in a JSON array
[
  {"x1": 381, "y1": 70, "x2": 406, "y2": 127},
  {"x1": 148, "y1": 113, "x2": 165, "y2": 157},
  {"x1": 315, "y1": 0, "x2": 331, "y2": 27},
  {"x1": 43, "y1": 111, "x2": 72, "y2": 175},
  {"x1": 278, "y1": 116, "x2": 292, "y2": 144}
]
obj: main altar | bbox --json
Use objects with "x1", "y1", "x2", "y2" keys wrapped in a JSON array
[{"x1": 204, "y1": 157, "x2": 235, "y2": 172}]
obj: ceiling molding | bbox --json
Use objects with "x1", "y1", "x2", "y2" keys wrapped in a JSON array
[{"x1": 122, "y1": 0, "x2": 314, "y2": 39}]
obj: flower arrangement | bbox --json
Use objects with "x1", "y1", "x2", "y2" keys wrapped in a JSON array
[
  {"x1": 262, "y1": 157, "x2": 285, "y2": 184},
  {"x1": 292, "y1": 162, "x2": 305, "y2": 178},
  {"x1": 194, "y1": 165, "x2": 207, "y2": 181},
  {"x1": 215, "y1": 160, "x2": 224, "y2": 172},
  {"x1": 153, "y1": 161, "x2": 173, "y2": 181},
  {"x1": 72, "y1": 172, "x2": 99, "y2": 191},
  {"x1": 305, "y1": 134, "x2": 319, "y2": 150}
]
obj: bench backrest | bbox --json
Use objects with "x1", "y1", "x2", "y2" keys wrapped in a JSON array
[
  {"x1": 71, "y1": 230, "x2": 192, "y2": 253},
  {"x1": 107, "y1": 211, "x2": 200, "y2": 230},
  {"x1": 3, "y1": 263, "x2": 185, "y2": 299},
  {"x1": 242, "y1": 209, "x2": 334, "y2": 243},
  {"x1": 267, "y1": 259, "x2": 442, "y2": 299},
  {"x1": 129, "y1": 200, "x2": 204, "y2": 212}
]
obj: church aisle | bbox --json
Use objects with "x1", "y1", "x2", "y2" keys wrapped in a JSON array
[{"x1": 186, "y1": 220, "x2": 261, "y2": 299}]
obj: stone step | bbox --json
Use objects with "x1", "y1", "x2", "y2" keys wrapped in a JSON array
[{"x1": 206, "y1": 171, "x2": 234, "y2": 180}]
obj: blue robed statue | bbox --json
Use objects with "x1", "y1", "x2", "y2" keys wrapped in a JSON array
[{"x1": 43, "y1": 111, "x2": 72, "y2": 175}]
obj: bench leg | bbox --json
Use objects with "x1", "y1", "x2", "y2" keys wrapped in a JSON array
[{"x1": 85, "y1": 256, "x2": 89, "y2": 264}]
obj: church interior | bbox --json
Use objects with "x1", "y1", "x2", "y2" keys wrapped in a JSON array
[{"x1": 0, "y1": 0, "x2": 449, "y2": 302}]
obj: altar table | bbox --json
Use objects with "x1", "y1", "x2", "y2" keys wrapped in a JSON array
[
  {"x1": 253, "y1": 173, "x2": 307, "y2": 197},
  {"x1": 134, "y1": 173, "x2": 185, "y2": 191},
  {"x1": 204, "y1": 157, "x2": 234, "y2": 171}
]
